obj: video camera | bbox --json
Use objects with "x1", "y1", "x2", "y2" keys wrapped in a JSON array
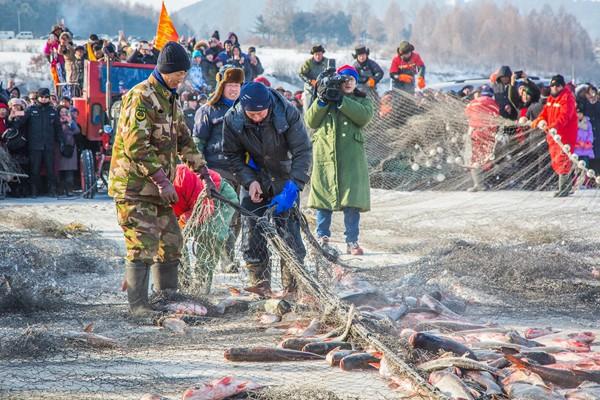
[{"x1": 315, "y1": 59, "x2": 349, "y2": 103}]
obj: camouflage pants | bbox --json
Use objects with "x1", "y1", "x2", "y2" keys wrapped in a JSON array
[{"x1": 115, "y1": 201, "x2": 183, "y2": 264}]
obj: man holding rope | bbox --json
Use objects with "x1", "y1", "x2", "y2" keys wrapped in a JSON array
[{"x1": 223, "y1": 82, "x2": 312, "y2": 295}]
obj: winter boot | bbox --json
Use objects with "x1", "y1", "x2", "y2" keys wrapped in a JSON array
[
  {"x1": 346, "y1": 242, "x2": 364, "y2": 256},
  {"x1": 245, "y1": 262, "x2": 271, "y2": 298},
  {"x1": 30, "y1": 183, "x2": 38, "y2": 199},
  {"x1": 150, "y1": 260, "x2": 179, "y2": 299},
  {"x1": 467, "y1": 168, "x2": 484, "y2": 192},
  {"x1": 554, "y1": 174, "x2": 572, "y2": 197},
  {"x1": 125, "y1": 260, "x2": 154, "y2": 316},
  {"x1": 280, "y1": 259, "x2": 297, "y2": 295}
]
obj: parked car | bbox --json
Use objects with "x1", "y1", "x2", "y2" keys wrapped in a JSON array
[
  {"x1": 0, "y1": 31, "x2": 15, "y2": 39},
  {"x1": 16, "y1": 31, "x2": 34, "y2": 40}
]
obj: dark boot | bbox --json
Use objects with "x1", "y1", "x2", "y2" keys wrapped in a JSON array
[
  {"x1": 554, "y1": 174, "x2": 572, "y2": 197},
  {"x1": 150, "y1": 260, "x2": 179, "y2": 297},
  {"x1": 30, "y1": 183, "x2": 38, "y2": 198},
  {"x1": 280, "y1": 259, "x2": 297, "y2": 294},
  {"x1": 125, "y1": 260, "x2": 154, "y2": 316},
  {"x1": 246, "y1": 262, "x2": 271, "y2": 297}
]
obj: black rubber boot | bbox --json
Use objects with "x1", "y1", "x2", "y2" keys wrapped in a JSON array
[
  {"x1": 151, "y1": 260, "x2": 179, "y2": 296},
  {"x1": 125, "y1": 260, "x2": 154, "y2": 316}
]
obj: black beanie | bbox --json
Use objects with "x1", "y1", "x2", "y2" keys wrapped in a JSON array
[{"x1": 157, "y1": 41, "x2": 191, "y2": 74}]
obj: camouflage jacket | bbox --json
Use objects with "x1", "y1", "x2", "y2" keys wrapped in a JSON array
[{"x1": 108, "y1": 74, "x2": 206, "y2": 205}]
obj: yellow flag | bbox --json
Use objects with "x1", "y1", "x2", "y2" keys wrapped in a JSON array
[{"x1": 155, "y1": 1, "x2": 179, "y2": 50}]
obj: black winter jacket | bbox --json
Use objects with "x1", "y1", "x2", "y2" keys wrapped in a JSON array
[
  {"x1": 223, "y1": 89, "x2": 312, "y2": 196},
  {"x1": 193, "y1": 101, "x2": 230, "y2": 171},
  {"x1": 20, "y1": 103, "x2": 62, "y2": 152},
  {"x1": 353, "y1": 58, "x2": 384, "y2": 85}
]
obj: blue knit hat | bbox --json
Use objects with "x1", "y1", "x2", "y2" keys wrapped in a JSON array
[
  {"x1": 336, "y1": 64, "x2": 359, "y2": 83},
  {"x1": 480, "y1": 84, "x2": 494, "y2": 97},
  {"x1": 191, "y1": 50, "x2": 202, "y2": 59},
  {"x1": 239, "y1": 82, "x2": 271, "y2": 111}
]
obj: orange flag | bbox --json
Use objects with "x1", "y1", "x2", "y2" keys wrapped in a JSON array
[{"x1": 155, "y1": 1, "x2": 179, "y2": 50}]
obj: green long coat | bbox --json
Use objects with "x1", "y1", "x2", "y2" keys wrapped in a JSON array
[{"x1": 305, "y1": 94, "x2": 374, "y2": 212}]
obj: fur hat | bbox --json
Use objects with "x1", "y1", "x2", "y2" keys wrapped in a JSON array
[
  {"x1": 311, "y1": 44, "x2": 325, "y2": 54},
  {"x1": 353, "y1": 46, "x2": 369, "y2": 58},
  {"x1": 397, "y1": 41, "x2": 415, "y2": 55},
  {"x1": 207, "y1": 66, "x2": 245, "y2": 106}
]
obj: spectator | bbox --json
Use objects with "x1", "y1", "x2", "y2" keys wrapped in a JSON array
[
  {"x1": 201, "y1": 49, "x2": 219, "y2": 92},
  {"x1": 8, "y1": 87, "x2": 20, "y2": 100},
  {"x1": 118, "y1": 50, "x2": 128, "y2": 62},
  {"x1": 101, "y1": 42, "x2": 119, "y2": 63},
  {"x1": 0, "y1": 102, "x2": 7, "y2": 134},
  {"x1": 19, "y1": 88, "x2": 62, "y2": 197},
  {"x1": 299, "y1": 44, "x2": 328, "y2": 111},
  {"x1": 245, "y1": 47, "x2": 264, "y2": 83},
  {"x1": 305, "y1": 64, "x2": 374, "y2": 256},
  {"x1": 56, "y1": 106, "x2": 79, "y2": 197},
  {"x1": 526, "y1": 85, "x2": 549, "y2": 121},
  {"x1": 457, "y1": 85, "x2": 475, "y2": 99},
  {"x1": 183, "y1": 93, "x2": 200, "y2": 132},
  {"x1": 92, "y1": 42, "x2": 104, "y2": 60},
  {"x1": 464, "y1": 85, "x2": 500, "y2": 192},
  {"x1": 193, "y1": 66, "x2": 245, "y2": 272},
  {"x1": 44, "y1": 33, "x2": 65, "y2": 85},
  {"x1": 389, "y1": 41, "x2": 426, "y2": 93},
  {"x1": 60, "y1": 96, "x2": 72, "y2": 108},
  {"x1": 127, "y1": 41, "x2": 158, "y2": 64},
  {"x1": 85, "y1": 34, "x2": 99, "y2": 60},
  {"x1": 58, "y1": 33, "x2": 82, "y2": 97},
  {"x1": 583, "y1": 85, "x2": 600, "y2": 173},
  {"x1": 508, "y1": 71, "x2": 540, "y2": 117},
  {"x1": 227, "y1": 32, "x2": 240, "y2": 47},
  {"x1": 574, "y1": 102, "x2": 594, "y2": 171},
  {"x1": 533, "y1": 75, "x2": 578, "y2": 197},
  {"x1": 352, "y1": 46, "x2": 384, "y2": 96},
  {"x1": 3, "y1": 98, "x2": 29, "y2": 197},
  {"x1": 188, "y1": 50, "x2": 206, "y2": 93},
  {"x1": 227, "y1": 45, "x2": 250, "y2": 79},
  {"x1": 27, "y1": 91, "x2": 38, "y2": 106},
  {"x1": 218, "y1": 40, "x2": 234, "y2": 63},
  {"x1": 223, "y1": 82, "x2": 311, "y2": 294},
  {"x1": 490, "y1": 66, "x2": 517, "y2": 120}
]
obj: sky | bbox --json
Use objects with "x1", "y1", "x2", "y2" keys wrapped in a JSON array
[{"x1": 124, "y1": 0, "x2": 198, "y2": 11}]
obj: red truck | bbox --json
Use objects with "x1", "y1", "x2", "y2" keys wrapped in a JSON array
[{"x1": 72, "y1": 60, "x2": 153, "y2": 198}]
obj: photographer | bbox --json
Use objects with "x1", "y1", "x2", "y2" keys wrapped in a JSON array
[
  {"x1": 508, "y1": 70, "x2": 540, "y2": 119},
  {"x1": 305, "y1": 65, "x2": 374, "y2": 256}
]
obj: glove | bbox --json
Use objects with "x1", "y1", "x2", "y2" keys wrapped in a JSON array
[
  {"x1": 268, "y1": 180, "x2": 299, "y2": 215},
  {"x1": 417, "y1": 76, "x2": 426, "y2": 89},
  {"x1": 149, "y1": 169, "x2": 178, "y2": 204},
  {"x1": 317, "y1": 81, "x2": 329, "y2": 104},
  {"x1": 199, "y1": 166, "x2": 216, "y2": 198},
  {"x1": 398, "y1": 74, "x2": 414, "y2": 84},
  {"x1": 367, "y1": 77, "x2": 376, "y2": 88}
]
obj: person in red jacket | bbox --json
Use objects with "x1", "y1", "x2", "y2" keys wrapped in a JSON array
[
  {"x1": 389, "y1": 41, "x2": 426, "y2": 93},
  {"x1": 533, "y1": 75, "x2": 578, "y2": 197},
  {"x1": 465, "y1": 85, "x2": 500, "y2": 191}
]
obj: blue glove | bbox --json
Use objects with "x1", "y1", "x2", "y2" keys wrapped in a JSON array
[{"x1": 269, "y1": 180, "x2": 299, "y2": 215}]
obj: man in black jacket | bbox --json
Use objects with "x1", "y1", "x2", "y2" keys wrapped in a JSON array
[
  {"x1": 127, "y1": 41, "x2": 158, "y2": 65},
  {"x1": 19, "y1": 88, "x2": 62, "y2": 197},
  {"x1": 223, "y1": 82, "x2": 311, "y2": 294},
  {"x1": 352, "y1": 46, "x2": 383, "y2": 97},
  {"x1": 194, "y1": 66, "x2": 245, "y2": 272}
]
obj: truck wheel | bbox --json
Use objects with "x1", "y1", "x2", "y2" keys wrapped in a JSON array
[{"x1": 80, "y1": 149, "x2": 96, "y2": 199}]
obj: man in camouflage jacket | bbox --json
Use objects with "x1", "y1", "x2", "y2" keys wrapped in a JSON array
[{"x1": 109, "y1": 42, "x2": 215, "y2": 315}]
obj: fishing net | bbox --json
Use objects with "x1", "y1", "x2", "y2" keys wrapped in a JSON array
[{"x1": 2, "y1": 87, "x2": 599, "y2": 400}]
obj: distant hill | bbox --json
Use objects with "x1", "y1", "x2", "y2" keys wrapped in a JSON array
[{"x1": 175, "y1": 0, "x2": 600, "y2": 40}]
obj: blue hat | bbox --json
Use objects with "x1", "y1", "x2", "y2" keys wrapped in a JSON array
[
  {"x1": 191, "y1": 50, "x2": 202, "y2": 59},
  {"x1": 239, "y1": 82, "x2": 271, "y2": 111},
  {"x1": 480, "y1": 84, "x2": 494, "y2": 97}
]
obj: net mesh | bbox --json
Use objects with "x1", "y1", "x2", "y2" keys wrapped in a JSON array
[{"x1": 1, "y1": 88, "x2": 599, "y2": 399}]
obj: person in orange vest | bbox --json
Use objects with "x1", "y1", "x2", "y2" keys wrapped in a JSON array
[
  {"x1": 389, "y1": 41, "x2": 426, "y2": 93},
  {"x1": 533, "y1": 75, "x2": 578, "y2": 197}
]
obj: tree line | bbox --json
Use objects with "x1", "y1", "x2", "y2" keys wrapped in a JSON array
[{"x1": 253, "y1": 0, "x2": 598, "y2": 80}]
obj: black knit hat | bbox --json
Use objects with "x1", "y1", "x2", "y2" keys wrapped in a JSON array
[
  {"x1": 550, "y1": 74, "x2": 566, "y2": 87},
  {"x1": 157, "y1": 41, "x2": 191, "y2": 74}
]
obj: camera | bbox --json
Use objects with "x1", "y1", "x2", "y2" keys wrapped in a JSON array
[
  {"x1": 316, "y1": 67, "x2": 348, "y2": 103},
  {"x1": 514, "y1": 70, "x2": 524, "y2": 79}
]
